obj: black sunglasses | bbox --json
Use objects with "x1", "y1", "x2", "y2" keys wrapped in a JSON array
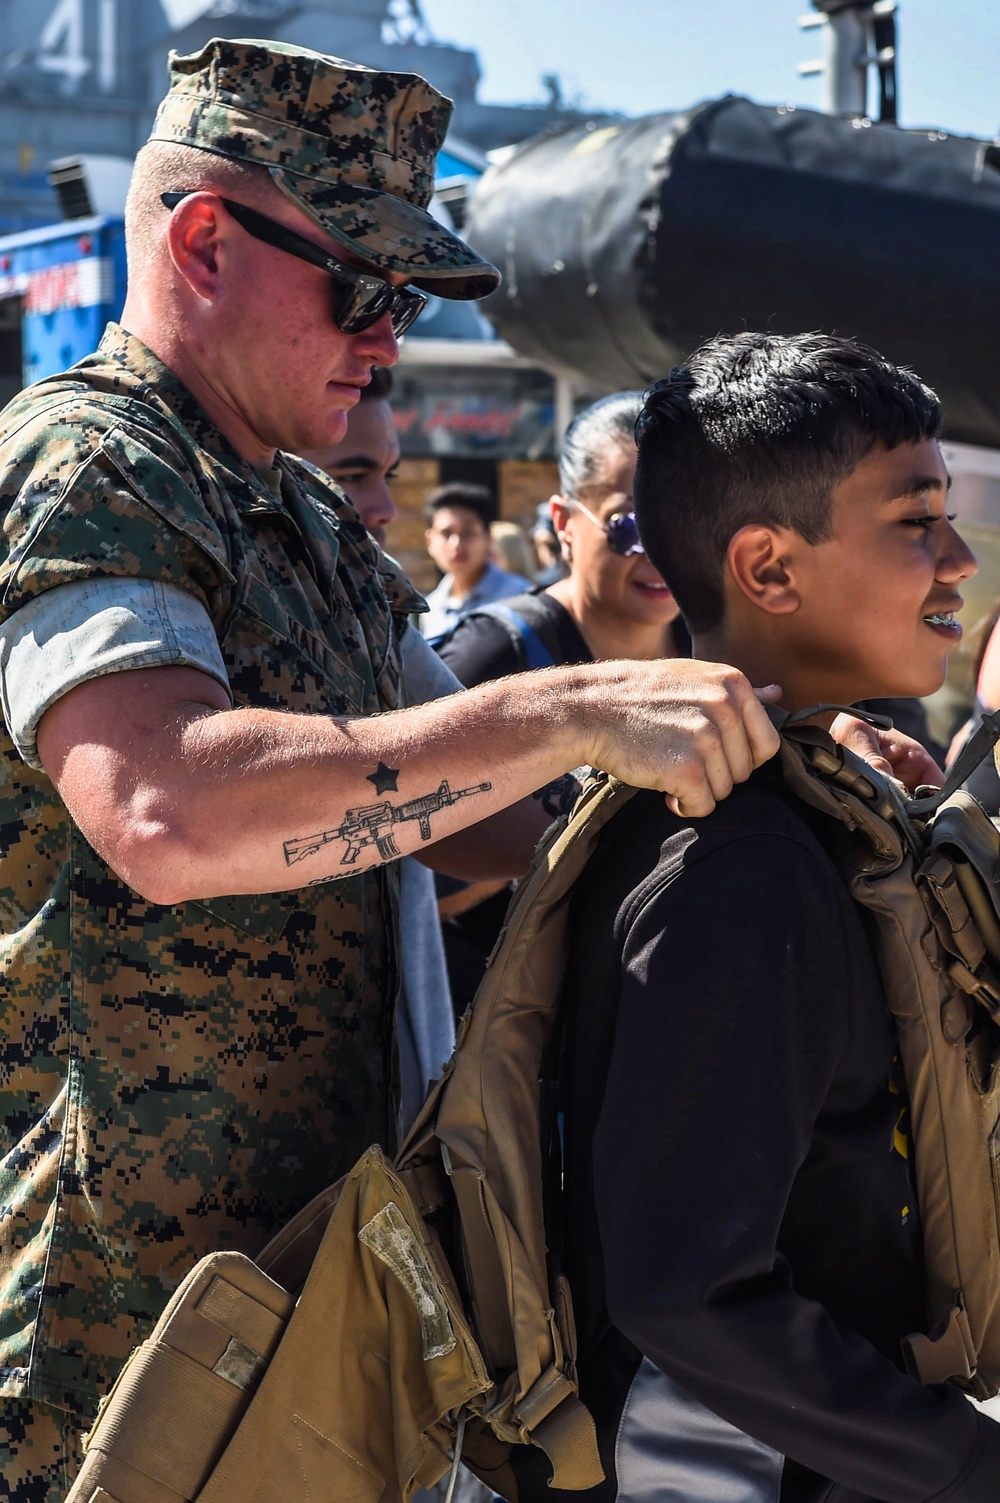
[
  {"x1": 572, "y1": 498, "x2": 645, "y2": 556},
  {"x1": 160, "y1": 192, "x2": 428, "y2": 337}
]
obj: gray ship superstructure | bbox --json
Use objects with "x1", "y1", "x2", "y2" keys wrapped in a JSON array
[{"x1": 0, "y1": 0, "x2": 597, "y2": 233}]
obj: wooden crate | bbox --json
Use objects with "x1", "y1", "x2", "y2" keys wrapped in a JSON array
[
  {"x1": 499, "y1": 459, "x2": 560, "y2": 532},
  {"x1": 387, "y1": 457, "x2": 440, "y2": 594}
]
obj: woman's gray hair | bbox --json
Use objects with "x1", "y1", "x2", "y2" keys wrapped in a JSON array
[{"x1": 558, "y1": 391, "x2": 644, "y2": 500}]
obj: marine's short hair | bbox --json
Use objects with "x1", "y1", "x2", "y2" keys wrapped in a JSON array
[
  {"x1": 424, "y1": 482, "x2": 494, "y2": 529},
  {"x1": 125, "y1": 141, "x2": 279, "y2": 281},
  {"x1": 634, "y1": 331, "x2": 943, "y2": 634}
]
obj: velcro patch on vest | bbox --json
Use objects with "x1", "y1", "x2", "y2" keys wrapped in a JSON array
[
  {"x1": 212, "y1": 1335, "x2": 269, "y2": 1392},
  {"x1": 358, "y1": 1201, "x2": 456, "y2": 1361}
]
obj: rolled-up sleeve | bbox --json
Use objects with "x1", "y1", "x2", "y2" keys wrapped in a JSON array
[{"x1": 0, "y1": 577, "x2": 231, "y2": 769}]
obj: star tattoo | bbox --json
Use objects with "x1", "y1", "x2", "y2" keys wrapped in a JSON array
[{"x1": 367, "y1": 762, "x2": 400, "y2": 795}]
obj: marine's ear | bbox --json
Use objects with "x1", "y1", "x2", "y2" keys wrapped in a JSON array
[
  {"x1": 726, "y1": 523, "x2": 800, "y2": 616},
  {"x1": 164, "y1": 193, "x2": 229, "y2": 298}
]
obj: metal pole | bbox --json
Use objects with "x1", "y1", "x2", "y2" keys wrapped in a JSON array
[
  {"x1": 821, "y1": 6, "x2": 871, "y2": 116},
  {"x1": 554, "y1": 375, "x2": 576, "y2": 448},
  {"x1": 801, "y1": 1, "x2": 898, "y2": 121}
]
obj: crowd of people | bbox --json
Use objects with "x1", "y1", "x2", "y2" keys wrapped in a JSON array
[{"x1": 0, "y1": 31, "x2": 998, "y2": 1503}]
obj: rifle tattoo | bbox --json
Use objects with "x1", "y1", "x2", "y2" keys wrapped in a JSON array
[{"x1": 283, "y1": 778, "x2": 493, "y2": 867}]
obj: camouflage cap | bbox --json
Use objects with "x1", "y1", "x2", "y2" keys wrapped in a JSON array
[{"x1": 149, "y1": 37, "x2": 500, "y2": 300}]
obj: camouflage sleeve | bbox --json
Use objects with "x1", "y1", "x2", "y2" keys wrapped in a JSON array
[
  {"x1": 285, "y1": 455, "x2": 426, "y2": 623},
  {"x1": 0, "y1": 405, "x2": 232, "y2": 623},
  {"x1": 0, "y1": 578, "x2": 232, "y2": 769}
]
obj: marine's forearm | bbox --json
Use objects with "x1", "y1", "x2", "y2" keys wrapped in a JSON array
[
  {"x1": 39, "y1": 656, "x2": 780, "y2": 904},
  {"x1": 40, "y1": 665, "x2": 584, "y2": 902}
]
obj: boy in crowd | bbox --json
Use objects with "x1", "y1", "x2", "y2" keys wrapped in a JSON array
[
  {"x1": 518, "y1": 332, "x2": 1000, "y2": 1503},
  {"x1": 301, "y1": 372, "x2": 461, "y2": 1127},
  {"x1": 421, "y1": 482, "x2": 531, "y2": 641}
]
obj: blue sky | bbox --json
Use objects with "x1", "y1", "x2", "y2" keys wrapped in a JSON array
[{"x1": 162, "y1": 1, "x2": 999, "y2": 141}]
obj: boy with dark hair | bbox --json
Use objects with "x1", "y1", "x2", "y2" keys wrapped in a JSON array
[
  {"x1": 422, "y1": 482, "x2": 531, "y2": 640},
  {"x1": 424, "y1": 480, "x2": 495, "y2": 531},
  {"x1": 517, "y1": 332, "x2": 1000, "y2": 1503}
]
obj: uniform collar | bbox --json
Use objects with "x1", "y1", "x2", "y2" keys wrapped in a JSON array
[
  {"x1": 94, "y1": 324, "x2": 289, "y2": 517},
  {"x1": 88, "y1": 327, "x2": 425, "y2": 617}
]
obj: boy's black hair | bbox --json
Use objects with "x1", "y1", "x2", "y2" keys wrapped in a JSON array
[
  {"x1": 633, "y1": 332, "x2": 943, "y2": 634},
  {"x1": 425, "y1": 482, "x2": 494, "y2": 529}
]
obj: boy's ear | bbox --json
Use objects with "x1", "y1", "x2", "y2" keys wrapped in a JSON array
[{"x1": 726, "y1": 524, "x2": 801, "y2": 616}]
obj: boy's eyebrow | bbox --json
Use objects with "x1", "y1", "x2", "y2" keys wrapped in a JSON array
[
  {"x1": 885, "y1": 472, "x2": 953, "y2": 502},
  {"x1": 329, "y1": 454, "x2": 379, "y2": 471}
]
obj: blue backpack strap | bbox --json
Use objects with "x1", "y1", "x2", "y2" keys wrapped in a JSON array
[{"x1": 481, "y1": 601, "x2": 558, "y2": 671}]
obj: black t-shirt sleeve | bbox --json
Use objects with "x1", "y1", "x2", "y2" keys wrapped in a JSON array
[
  {"x1": 435, "y1": 611, "x2": 524, "y2": 687},
  {"x1": 593, "y1": 830, "x2": 999, "y2": 1501}
]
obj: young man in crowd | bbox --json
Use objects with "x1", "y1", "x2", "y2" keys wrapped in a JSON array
[
  {"x1": 519, "y1": 332, "x2": 1000, "y2": 1503},
  {"x1": 421, "y1": 481, "x2": 531, "y2": 641},
  {"x1": 301, "y1": 377, "x2": 489, "y2": 1503},
  {"x1": 300, "y1": 363, "x2": 401, "y2": 548},
  {"x1": 301, "y1": 371, "x2": 461, "y2": 1127}
]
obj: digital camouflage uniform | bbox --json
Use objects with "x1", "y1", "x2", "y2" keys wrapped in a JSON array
[{"x1": 0, "y1": 323, "x2": 421, "y2": 1423}]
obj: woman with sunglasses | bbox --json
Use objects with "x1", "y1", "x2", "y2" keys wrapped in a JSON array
[
  {"x1": 434, "y1": 392, "x2": 689, "y2": 1014},
  {"x1": 437, "y1": 391, "x2": 689, "y2": 690}
]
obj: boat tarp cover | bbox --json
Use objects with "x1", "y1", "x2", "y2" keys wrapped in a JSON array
[{"x1": 467, "y1": 96, "x2": 1000, "y2": 445}]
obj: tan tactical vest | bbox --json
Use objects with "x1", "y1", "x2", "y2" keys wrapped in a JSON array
[{"x1": 65, "y1": 718, "x2": 1000, "y2": 1503}]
